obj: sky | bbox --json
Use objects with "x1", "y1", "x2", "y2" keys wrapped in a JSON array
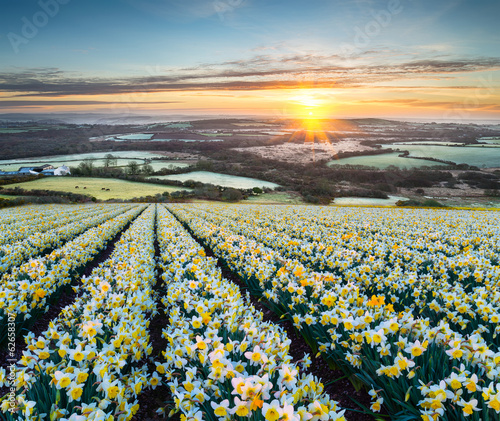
[{"x1": 0, "y1": 0, "x2": 499, "y2": 120}]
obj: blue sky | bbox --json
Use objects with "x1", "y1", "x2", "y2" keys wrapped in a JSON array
[{"x1": 0, "y1": 0, "x2": 499, "y2": 118}]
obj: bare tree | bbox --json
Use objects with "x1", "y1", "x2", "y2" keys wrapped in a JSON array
[{"x1": 104, "y1": 154, "x2": 118, "y2": 168}]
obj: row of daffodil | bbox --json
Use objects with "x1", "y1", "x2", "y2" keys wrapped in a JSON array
[
  {"x1": 178, "y1": 205, "x2": 500, "y2": 346},
  {"x1": 155, "y1": 205, "x2": 347, "y2": 421},
  {"x1": 207, "y1": 206, "x2": 500, "y2": 352},
  {"x1": 167, "y1": 204, "x2": 500, "y2": 421},
  {"x1": 0, "y1": 205, "x2": 142, "y2": 347},
  {"x1": 0, "y1": 204, "x2": 157, "y2": 421},
  {"x1": 0, "y1": 204, "x2": 111, "y2": 246},
  {"x1": 0, "y1": 204, "x2": 65, "y2": 226},
  {"x1": 189, "y1": 203, "x2": 500, "y2": 285},
  {"x1": 0, "y1": 204, "x2": 132, "y2": 275}
]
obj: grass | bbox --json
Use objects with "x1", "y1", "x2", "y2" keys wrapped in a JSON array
[
  {"x1": 479, "y1": 137, "x2": 500, "y2": 145},
  {"x1": 147, "y1": 161, "x2": 190, "y2": 171},
  {"x1": 0, "y1": 128, "x2": 48, "y2": 133},
  {"x1": 6, "y1": 177, "x2": 188, "y2": 200},
  {"x1": 381, "y1": 144, "x2": 500, "y2": 168},
  {"x1": 327, "y1": 152, "x2": 444, "y2": 169},
  {"x1": 150, "y1": 171, "x2": 280, "y2": 189},
  {"x1": 166, "y1": 122, "x2": 192, "y2": 128}
]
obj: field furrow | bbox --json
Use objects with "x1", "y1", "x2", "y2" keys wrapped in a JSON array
[{"x1": 154, "y1": 205, "x2": 347, "y2": 420}]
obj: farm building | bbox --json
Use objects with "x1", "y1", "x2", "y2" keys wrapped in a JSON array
[{"x1": 0, "y1": 164, "x2": 70, "y2": 176}]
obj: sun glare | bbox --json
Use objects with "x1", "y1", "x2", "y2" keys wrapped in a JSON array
[{"x1": 280, "y1": 90, "x2": 358, "y2": 162}]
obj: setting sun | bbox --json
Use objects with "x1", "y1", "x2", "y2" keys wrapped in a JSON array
[{"x1": 286, "y1": 90, "x2": 334, "y2": 122}]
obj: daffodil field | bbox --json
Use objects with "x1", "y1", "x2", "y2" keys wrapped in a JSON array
[
  {"x1": 0, "y1": 205, "x2": 142, "y2": 345},
  {"x1": 0, "y1": 204, "x2": 133, "y2": 275},
  {"x1": 167, "y1": 204, "x2": 500, "y2": 421},
  {"x1": 154, "y1": 205, "x2": 345, "y2": 421},
  {"x1": 1, "y1": 202, "x2": 499, "y2": 420}
]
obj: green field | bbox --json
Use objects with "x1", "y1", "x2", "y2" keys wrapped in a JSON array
[
  {"x1": 0, "y1": 128, "x2": 49, "y2": 133},
  {"x1": 200, "y1": 132, "x2": 233, "y2": 137},
  {"x1": 165, "y1": 122, "x2": 192, "y2": 128},
  {"x1": 5, "y1": 177, "x2": 188, "y2": 200},
  {"x1": 1, "y1": 159, "x2": 192, "y2": 172},
  {"x1": 479, "y1": 137, "x2": 500, "y2": 144},
  {"x1": 382, "y1": 144, "x2": 500, "y2": 167},
  {"x1": 112, "y1": 133, "x2": 154, "y2": 140},
  {"x1": 147, "y1": 161, "x2": 191, "y2": 171},
  {"x1": 150, "y1": 171, "x2": 280, "y2": 189},
  {"x1": 0, "y1": 151, "x2": 181, "y2": 173},
  {"x1": 327, "y1": 152, "x2": 444, "y2": 169}
]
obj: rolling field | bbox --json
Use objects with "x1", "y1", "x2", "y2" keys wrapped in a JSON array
[
  {"x1": 150, "y1": 170, "x2": 280, "y2": 189},
  {"x1": 0, "y1": 151, "x2": 166, "y2": 167},
  {"x1": 0, "y1": 159, "x2": 189, "y2": 172},
  {"x1": 0, "y1": 159, "x2": 146, "y2": 172},
  {"x1": 0, "y1": 151, "x2": 180, "y2": 173},
  {"x1": 245, "y1": 192, "x2": 303, "y2": 204},
  {"x1": 381, "y1": 144, "x2": 500, "y2": 168},
  {"x1": 1, "y1": 203, "x2": 500, "y2": 420},
  {"x1": 5, "y1": 177, "x2": 188, "y2": 200},
  {"x1": 327, "y1": 152, "x2": 445, "y2": 169}
]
